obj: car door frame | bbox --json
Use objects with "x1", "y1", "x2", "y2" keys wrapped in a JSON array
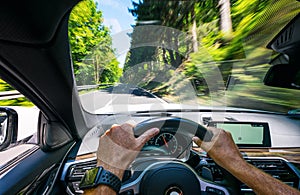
[{"x1": 0, "y1": 0, "x2": 98, "y2": 193}]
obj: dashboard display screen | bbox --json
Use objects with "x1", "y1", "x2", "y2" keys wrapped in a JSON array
[{"x1": 208, "y1": 122, "x2": 271, "y2": 147}]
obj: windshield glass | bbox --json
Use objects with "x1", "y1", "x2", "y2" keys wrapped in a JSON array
[{"x1": 69, "y1": 0, "x2": 300, "y2": 114}]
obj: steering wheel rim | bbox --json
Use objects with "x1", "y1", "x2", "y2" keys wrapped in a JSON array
[
  {"x1": 119, "y1": 117, "x2": 234, "y2": 195},
  {"x1": 133, "y1": 116, "x2": 213, "y2": 142}
]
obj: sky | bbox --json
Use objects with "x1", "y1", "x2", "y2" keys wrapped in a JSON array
[
  {"x1": 96, "y1": 0, "x2": 137, "y2": 67},
  {"x1": 96, "y1": 0, "x2": 136, "y2": 34}
]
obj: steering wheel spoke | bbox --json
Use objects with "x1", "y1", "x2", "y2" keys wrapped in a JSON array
[{"x1": 120, "y1": 161, "x2": 230, "y2": 195}]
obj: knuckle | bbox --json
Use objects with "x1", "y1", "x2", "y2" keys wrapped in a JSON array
[
  {"x1": 111, "y1": 124, "x2": 120, "y2": 129},
  {"x1": 121, "y1": 123, "x2": 134, "y2": 130}
]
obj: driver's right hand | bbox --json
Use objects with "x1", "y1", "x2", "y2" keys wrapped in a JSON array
[{"x1": 192, "y1": 127, "x2": 244, "y2": 172}]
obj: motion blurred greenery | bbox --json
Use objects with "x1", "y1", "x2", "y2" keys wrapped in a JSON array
[
  {"x1": 0, "y1": 79, "x2": 34, "y2": 107},
  {"x1": 122, "y1": 0, "x2": 300, "y2": 113}
]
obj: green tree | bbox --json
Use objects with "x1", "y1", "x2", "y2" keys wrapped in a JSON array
[
  {"x1": 125, "y1": 0, "x2": 300, "y2": 103},
  {"x1": 100, "y1": 58, "x2": 122, "y2": 83},
  {"x1": 68, "y1": 0, "x2": 121, "y2": 85}
]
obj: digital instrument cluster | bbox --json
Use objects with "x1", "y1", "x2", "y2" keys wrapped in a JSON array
[{"x1": 141, "y1": 130, "x2": 188, "y2": 156}]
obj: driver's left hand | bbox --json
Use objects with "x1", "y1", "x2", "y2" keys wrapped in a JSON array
[{"x1": 96, "y1": 123, "x2": 159, "y2": 179}]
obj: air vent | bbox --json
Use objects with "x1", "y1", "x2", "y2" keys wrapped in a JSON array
[
  {"x1": 275, "y1": 25, "x2": 294, "y2": 47},
  {"x1": 242, "y1": 159, "x2": 299, "y2": 189},
  {"x1": 202, "y1": 117, "x2": 212, "y2": 125},
  {"x1": 67, "y1": 159, "x2": 97, "y2": 181}
]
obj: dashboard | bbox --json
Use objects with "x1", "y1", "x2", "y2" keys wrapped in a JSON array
[
  {"x1": 193, "y1": 154, "x2": 300, "y2": 194},
  {"x1": 63, "y1": 152, "x2": 300, "y2": 194},
  {"x1": 140, "y1": 128, "x2": 190, "y2": 157},
  {"x1": 62, "y1": 110, "x2": 300, "y2": 194}
]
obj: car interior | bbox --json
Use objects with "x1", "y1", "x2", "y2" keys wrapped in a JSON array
[{"x1": 0, "y1": 0, "x2": 299, "y2": 195}]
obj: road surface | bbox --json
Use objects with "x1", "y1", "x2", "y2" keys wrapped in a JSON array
[{"x1": 80, "y1": 87, "x2": 166, "y2": 113}]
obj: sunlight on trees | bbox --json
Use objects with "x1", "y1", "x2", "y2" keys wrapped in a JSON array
[
  {"x1": 69, "y1": 0, "x2": 122, "y2": 85},
  {"x1": 122, "y1": 0, "x2": 300, "y2": 112}
]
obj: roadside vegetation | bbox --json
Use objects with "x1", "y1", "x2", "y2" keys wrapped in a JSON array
[
  {"x1": 122, "y1": 0, "x2": 300, "y2": 113},
  {"x1": 68, "y1": 0, "x2": 122, "y2": 85},
  {"x1": 0, "y1": 0, "x2": 121, "y2": 106},
  {"x1": 0, "y1": 79, "x2": 34, "y2": 106}
]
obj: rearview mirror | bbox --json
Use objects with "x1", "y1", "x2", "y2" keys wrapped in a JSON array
[
  {"x1": 0, "y1": 107, "x2": 18, "y2": 151},
  {"x1": 264, "y1": 64, "x2": 300, "y2": 90}
]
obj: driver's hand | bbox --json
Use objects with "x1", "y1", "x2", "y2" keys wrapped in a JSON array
[
  {"x1": 192, "y1": 127, "x2": 243, "y2": 172},
  {"x1": 96, "y1": 123, "x2": 159, "y2": 179}
]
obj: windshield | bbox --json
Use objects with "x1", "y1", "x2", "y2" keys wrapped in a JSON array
[{"x1": 69, "y1": 0, "x2": 300, "y2": 114}]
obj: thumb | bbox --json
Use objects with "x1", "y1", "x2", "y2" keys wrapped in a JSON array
[
  {"x1": 192, "y1": 136, "x2": 202, "y2": 147},
  {"x1": 136, "y1": 128, "x2": 160, "y2": 148}
]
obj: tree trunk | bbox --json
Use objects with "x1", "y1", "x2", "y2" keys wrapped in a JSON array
[
  {"x1": 218, "y1": 0, "x2": 232, "y2": 38},
  {"x1": 94, "y1": 57, "x2": 99, "y2": 84},
  {"x1": 191, "y1": 4, "x2": 198, "y2": 53},
  {"x1": 192, "y1": 19, "x2": 198, "y2": 52}
]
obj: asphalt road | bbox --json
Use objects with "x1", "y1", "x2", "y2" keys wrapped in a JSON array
[{"x1": 80, "y1": 88, "x2": 166, "y2": 113}]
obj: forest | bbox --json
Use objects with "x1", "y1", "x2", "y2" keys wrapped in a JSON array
[{"x1": 122, "y1": 0, "x2": 300, "y2": 112}]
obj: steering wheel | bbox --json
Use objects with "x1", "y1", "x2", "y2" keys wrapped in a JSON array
[
  {"x1": 134, "y1": 117, "x2": 213, "y2": 141},
  {"x1": 119, "y1": 117, "x2": 234, "y2": 195}
]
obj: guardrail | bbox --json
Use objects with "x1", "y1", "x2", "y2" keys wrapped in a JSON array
[
  {"x1": 0, "y1": 90, "x2": 23, "y2": 100},
  {"x1": 77, "y1": 85, "x2": 99, "y2": 91},
  {"x1": 77, "y1": 84, "x2": 113, "y2": 91}
]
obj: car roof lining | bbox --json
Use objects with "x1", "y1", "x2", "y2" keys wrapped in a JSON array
[{"x1": 0, "y1": 0, "x2": 80, "y2": 45}]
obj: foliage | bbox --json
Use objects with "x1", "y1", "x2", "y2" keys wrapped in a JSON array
[
  {"x1": 123, "y1": 0, "x2": 195, "y2": 90},
  {"x1": 69, "y1": 0, "x2": 122, "y2": 85},
  {"x1": 99, "y1": 58, "x2": 122, "y2": 83},
  {"x1": 0, "y1": 98, "x2": 34, "y2": 107},
  {"x1": 124, "y1": 0, "x2": 300, "y2": 112},
  {"x1": 0, "y1": 79, "x2": 34, "y2": 107},
  {"x1": 0, "y1": 79, "x2": 14, "y2": 92},
  {"x1": 69, "y1": 0, "x2": 106, "y2": 64}
]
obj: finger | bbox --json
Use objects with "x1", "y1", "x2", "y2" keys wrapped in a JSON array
[
  {"x1": 136, "y1": 128, "x2": 160, "y2": 147},
  {"x1": 111, "y1": 124, "x2": 120, "y2": 128},
  {"x1": 121, "y1": 123, "x2": 135, "y2": 134},
  {"x1": 225, "y1": 131, "x2": 232, "y2": 137},
  {"x1": 207, "y1": 126, "x2": 221, "y2": 134},
  {"x1": 192, "y1": 136, "x2": 202, "y2": 146},
  {"x1": 104, "y1": 127, "x2": 113, "y2": 136},
  {"x1": 125, "y1": 119, "x2": 137, "y2": 127},
  {"x1": 106, "y1": 124, "x2": 121, "y2": 136},
  {"x1": 225, "y1": 131, "x2": 237, "y2": 144}
]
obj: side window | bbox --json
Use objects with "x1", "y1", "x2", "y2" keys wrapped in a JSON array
[{"x1": 0, "y1": 78, "x2": 39, "y2": 167}]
